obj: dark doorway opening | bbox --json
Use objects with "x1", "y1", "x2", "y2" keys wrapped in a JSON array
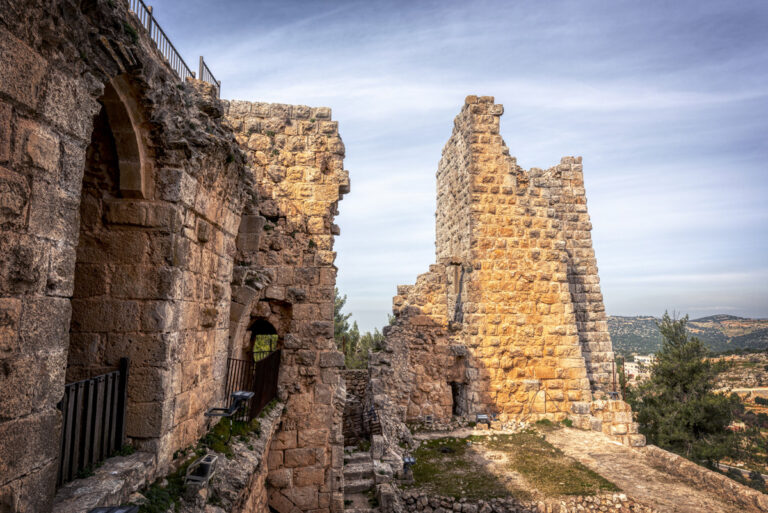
[
  {"x1": 249, "y1": 319, "x2": 279, "y2": 362},
  {"x1": 450, "y1": 381, "x2": 467, "y2": 416}
]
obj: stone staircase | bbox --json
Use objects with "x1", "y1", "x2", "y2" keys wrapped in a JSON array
[{"x1": 343, "y1": 450, "x2": 377, "y2": 513}]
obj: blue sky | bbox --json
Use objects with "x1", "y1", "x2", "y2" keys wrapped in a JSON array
[{"x1": 157, "y1": 0, "x2": 768, "y2": 331}]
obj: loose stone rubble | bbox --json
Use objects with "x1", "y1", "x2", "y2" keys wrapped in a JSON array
[{"x1": 398, "y1": 490, "x2": 657, "y2": 513}]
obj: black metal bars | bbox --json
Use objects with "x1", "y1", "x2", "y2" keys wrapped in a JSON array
[
  {"x1": 57, "y1": 359, "x2": 129, "y2": 486},
  {"x1": 199, "y1": 56, "x2": 221, "y2": 98},
  {"x1": 224, "y1": 352, "x2": 281, "y2": 422}
]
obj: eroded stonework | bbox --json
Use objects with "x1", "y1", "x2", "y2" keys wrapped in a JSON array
[
  {"x1": 225, "y1": 101, "x2": 350, "y2": 513},
  {"x1": 0, "y1": 1, "x2": 348, "y2": 512},
  {"x1": 370, "y1": 96, "x2": 643, "y2": 447}
]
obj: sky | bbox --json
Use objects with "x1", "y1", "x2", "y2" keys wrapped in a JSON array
[{"x1": 157, "y1": 0, "x2": 768, "y2": 331}]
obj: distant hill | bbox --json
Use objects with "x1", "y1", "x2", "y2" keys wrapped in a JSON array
[{"x1": 608, "y1": 315, "x2": 768, "y2": 356}]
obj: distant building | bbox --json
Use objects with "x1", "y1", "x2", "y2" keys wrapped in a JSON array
[
  {"x1": 624, "y1": 362, "x2": 640, "y2": 378},
  {"x1": 635, "y1": 354, "x2": 656, "y2": 366}
]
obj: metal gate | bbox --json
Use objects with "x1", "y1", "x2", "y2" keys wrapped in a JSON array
[{"x1": 225, "y1": 351, "x2": 281, "y2": 422}]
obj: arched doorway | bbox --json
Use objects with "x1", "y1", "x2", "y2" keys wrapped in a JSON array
[
  {"x1": 67, "y1": 76, "x2": 152, "y2": 381},
  {"x1": 60, "y1": 75, "x2": 167, "y2": 483}
]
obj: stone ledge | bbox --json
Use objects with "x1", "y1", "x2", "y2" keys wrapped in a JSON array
[
  {"x1": 177, "y1": 402, "x2": 285, "y2": 512},
  {"x1": 52, "y1": 451, "x2": 156, "y2": 513},
  {"x1": 641, "y1": 445, "x2": 768, "y2": 513},
  {"x1": 395, "y1": 489, "x2": 657, "y2": 513}
]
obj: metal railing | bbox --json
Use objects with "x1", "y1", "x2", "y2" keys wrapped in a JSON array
[
  {"x1": 127, "y1": 0, "x2": 221, "y2": 95},
  {"x1": 57, "y1": 359, "x2": 129, "y2": 486},
  {"x1": 225, "y1": 352, "x2": 281, "y2": 422},
  {"x1": 199, "y1": 56, "x2": 221, "y2": 97}
]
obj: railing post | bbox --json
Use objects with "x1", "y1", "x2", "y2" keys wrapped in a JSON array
[
  {"x1": 199, "y1": 55, "x2": 204, "y2": 82},
  {"x1": 147, "y1": 5, "x2": 153, "y2": 35},
  {"x1": 116, "y1": 358, "x2": 129, "y2": 447}
]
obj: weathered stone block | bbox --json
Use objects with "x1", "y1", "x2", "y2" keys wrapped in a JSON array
[
  {"x1": 294, "y1": 467, "x2": 325, "y2": 487},
  {"x1": 0, "y1": 102, "x2": 11, "y2": 163},
  {"x1": 268, "y1": 468, "x2": 292, "y2": 488},
  {"x1": 298, "y1": 428, "x2": 328, "y2": 448},
  {"x1": 284, "y1": 448, "x2": 316, "y2": 468},
  {"x1": 19, "y1": 120, "x2": 60, "y2": 174},
  {"x1": 0, "y1": 409, "x2": 60, "y2": 480},
  {"x1": 0, "y1": 166, "x2": 29, "y2": 228},
  {"x1": 0, "y1": 28, "x2": 47, "y2": 109},
  {"x1": 27, "y1": 179, "x2": 79, "y2": 241},
  {"x1": 318, "y1": 351, "x2": 344, "y2": 368},
  {"x1": 273, "y1": 429, "x2": 298, "y2": 450}
]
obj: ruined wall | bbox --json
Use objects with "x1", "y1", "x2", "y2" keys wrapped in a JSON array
[
  {"x1": 372, "y1": 96, "x2": 642, "y2": 447},
  {"x1": 0, "y1": 1, "x2": 252, "y2": 510},
  {"x1": 342, "y1": 369, "x2": 368, "y2": 444},
  {"x1": 225, "y1": 101, "x2": 350, "y2": 513}
]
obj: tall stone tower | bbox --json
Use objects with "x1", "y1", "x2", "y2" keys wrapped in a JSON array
[{"x1": 370, "y1": 96, "x2": 644, "y2": 446}]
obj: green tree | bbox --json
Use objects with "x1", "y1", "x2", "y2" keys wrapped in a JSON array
[
  {"x1": 334, "y1": 287, "x2": 352, "y2": 343},
  {"x1": 629, "y1": 312, "x2": 737, "y2": 462},
  {"x1": 333, "y1": 288, "x2": 387, "y2": 369}
]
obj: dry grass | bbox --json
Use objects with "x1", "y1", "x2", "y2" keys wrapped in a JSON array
[{"x1": 407, "y1": 431, "x2": 619, "y2": 500}]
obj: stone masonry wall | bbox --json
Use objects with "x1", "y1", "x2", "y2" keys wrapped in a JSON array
[
  {"x1": 225, "y1": 100, "x2": 350, "y2": 513},
  {"x1": 371, "y1": 96, "x2": 643, "y2": 448},
  {"x1": 342, "y1": 369, "x2": 369, "y2": 445},
  {"x1": 0, "y1": 1, "x2": 252, "y2": 510}
]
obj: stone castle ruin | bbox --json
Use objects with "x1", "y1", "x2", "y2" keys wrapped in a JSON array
[
  {"x1": 2, "y1": 2, "x2": 766, "y2": 513},
  {"x1": 369, "y1": 96, "x2": 644, "y2": 447}
]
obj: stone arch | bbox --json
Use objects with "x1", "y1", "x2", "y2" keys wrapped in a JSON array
[
  {"x1": 100, "y1": 75, "x2": 153, "y2": 199},
  {"x1": 230, "y1": 297, "x2": 292, "y2": 361},
  {"x1": 66, "y1": 73, "x2": 173, "y2": 451}
]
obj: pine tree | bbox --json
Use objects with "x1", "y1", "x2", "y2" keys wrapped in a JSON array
[{"x1": 630, "y1": 312, "x2": 738, "y2": 462}]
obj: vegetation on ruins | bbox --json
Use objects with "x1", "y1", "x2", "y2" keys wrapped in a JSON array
[
  {"x1": 334, "y1": 288, "x2": 386, "y2": 368},
  {"x1": 136, "y1": 411, "x2": 268, "y2": 512},
  {"x1": 406, "y1": 433, "x2": 618, "y2": 500},
  {"x1": 628, "y1": 313, "x2": 737, "y2": 461}
]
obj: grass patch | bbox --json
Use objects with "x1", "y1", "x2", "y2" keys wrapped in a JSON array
[
  {"x1": 487, "y1": 433, "x2": 619, "y2": 496},
  {"x1": 138, "y1": 451, "x2": 202, "y2": 513},
  {"x1": 201, "y1": 417, "x2": 261, "y2": 459},
  {"x1": 409, "y1": 437, "x2": 530, "y2": 500},
  {"x1": 409, "y1": 434, "x2": 618, "y2": 500}
]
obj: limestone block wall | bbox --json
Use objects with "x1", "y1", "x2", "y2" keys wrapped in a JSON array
[
  {"x1": 225, "y1": 101, "x2": 350, "y2": 513},
  {"x1": 0, "y1": 1, "x2": 252, "y2": 510},
  {"x1": 372, "y1": 96, "x2": 642, "y2": 446}
]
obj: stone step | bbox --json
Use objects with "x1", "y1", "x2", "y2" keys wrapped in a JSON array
[
  {"x1": 344, "y1": 478, "x2": 375, "y2": 494},
  {"x1": 344, "y1": 451, "x2": 371, "y2": 464},
  {"x1": 343, "y1": 462, "x2": 374, "y2": 481},
  {"x1": 343, "y1": 491, "x2": 374, "y2": 512}
]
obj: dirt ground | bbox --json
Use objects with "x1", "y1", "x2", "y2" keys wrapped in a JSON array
[
  {"x1": 543, "y1": 428, "x2": 744, "y2": 513},
  {"x1": 413, "y1": 427, "x2": 749, "y2": 513}
]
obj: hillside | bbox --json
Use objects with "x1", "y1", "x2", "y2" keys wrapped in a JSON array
[{"x1": 608, "y1": 315, "x2": 768, "y2": 356}]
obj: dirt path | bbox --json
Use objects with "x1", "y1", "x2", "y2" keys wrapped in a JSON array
[{"x1": 544, "y1": 428, "x2": 743, "y2": 513}]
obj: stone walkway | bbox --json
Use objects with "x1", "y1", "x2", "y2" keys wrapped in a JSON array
[{"x1": 543, "y1": 428, "x2": 744, "y2": 513}]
